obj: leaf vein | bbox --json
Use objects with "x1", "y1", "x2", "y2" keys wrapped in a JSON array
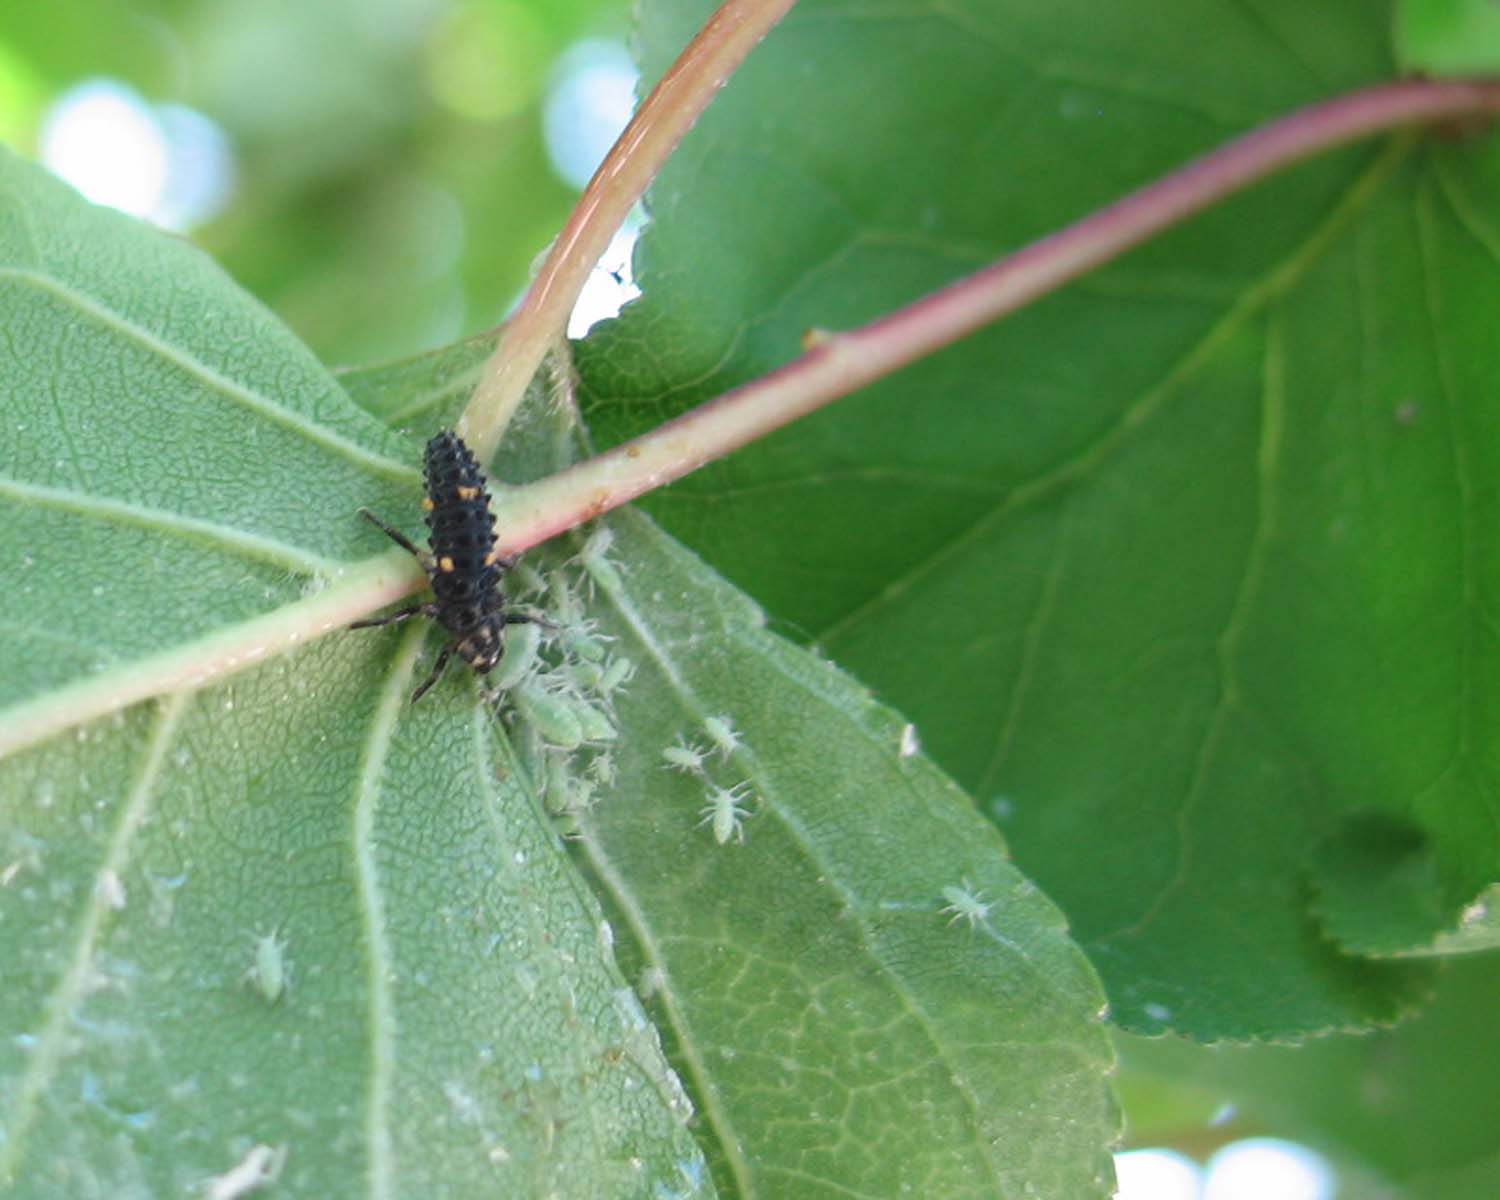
[
  {"x1": 0, "y1": 266, "x2": 418, "y2": 480},
  {"x1": 0, "y1": 474, "x2": 342, "y2": 576},
  {"x1": 813, "y1": 137, "x2": 1413, "y2": 647},
  {"x1": 0, "y1": 693, "x2": 187, "y2": 1185},
  {"x1": 582, "y1": 512, "x2": 1021, "y2": 1189},
  {"x1": 1101, "y1": 303, "x2": 1287, "y2": 941},
  {"x1": 352, "y1": 626, "x2": 424, "y2": 1200},
  {"x1": 976, "y1": 500, "x2": 1074, "y2": 796},
  {"x1": 1416, "y1": 173, "x2": 1500, "y2": 849}
]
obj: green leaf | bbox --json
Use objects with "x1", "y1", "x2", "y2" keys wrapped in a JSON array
[
  {"x1": 0, "y1": 146, "x2": 704, "y2": 1195},
  {"x1": 1308, "y1": 811, "x2": 1448, "y2": 956},
  {"x1": 579, "y1": 0, "x2": 1482, "y2": 1038},
  {"x1": 0, "y1": 644, "x2": 704, "y2": 1196},
  {"x1": 557, "y1": 510, "x2": 1118, "y2": 1198},
  {"x1": 1397, "y1": 0, "x2": 1500, "y2": 74},
  {"x1": 335, "y1": 332, "x2": 496, "y2": 429},
  {"x1": 1, "y1": 149, "x2": 1118, "y2": 1195}
]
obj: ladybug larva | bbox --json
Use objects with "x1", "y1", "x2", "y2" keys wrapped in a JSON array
[{"x1": 352, "y1": 430, "x2": 540, "y2": 702}]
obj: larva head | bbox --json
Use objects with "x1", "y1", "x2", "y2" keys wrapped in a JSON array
[{"x1": 455, "y1": 617, "x2": 505, "y2": 674}]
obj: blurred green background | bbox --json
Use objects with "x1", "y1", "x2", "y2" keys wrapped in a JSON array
[
  {"x1": 3, "y1": 3, "x2": 1490, "y2": 1197},
  {"x1": 0, "y1": 0, "x2": 635, "y2": 367}
]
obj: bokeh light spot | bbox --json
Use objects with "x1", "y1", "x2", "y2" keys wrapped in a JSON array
[
  {"x1": 1203, "y1": 1138, "x2": 1335, "y2": 1200},
  {"x1": 40, "y1": 78, "x2": 233, "y2": 231},
  {"x1": 1114, "y1": 1148, "x2": 1202, "y2": 1200},
  {"x1": 41, "y1": 79, "x2": 168, "y2": 220},
  {"x1": 543, "y1": 39, "x2": 636, "y2": 191}
]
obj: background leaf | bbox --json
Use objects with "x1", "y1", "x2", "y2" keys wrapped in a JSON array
[
  {"x1": 577, "y1": 0, "x2": 1493, "y2": 1038},
  {"x1": 1116, "y1": 953, "x2": 1500, "y2": 1196},
  {"x1": 0, "y1": 0, "x2": 628, "y2": 364},
  {"x1": 1397, "y1": 0, "x2": 1500, "y2": 75}
]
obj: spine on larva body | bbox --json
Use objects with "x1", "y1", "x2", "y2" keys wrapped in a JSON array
[{"x1": 423, "y1": 431, "x2": 500, "y2": 604}]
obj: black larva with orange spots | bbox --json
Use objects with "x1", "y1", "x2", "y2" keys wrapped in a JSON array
[{"x1": 352, "y1": 431, "x2": 540, "y2": 702}]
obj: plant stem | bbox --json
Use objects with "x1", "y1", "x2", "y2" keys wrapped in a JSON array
[
  {"x1": 494, "y1": 78, "x2": 1500, "y2": 549},
  {"x1": 13, "y1": 82, "x2": 1493, "y2": 757},
  {"x1": 0, "y1": 552, "x2": 419, "y2": 761},
  {"x1": 460, "y1": 0, "x2": 799, "y2": 464}
]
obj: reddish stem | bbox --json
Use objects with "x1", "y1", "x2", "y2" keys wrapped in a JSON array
[{"x1": 497, "y1": 78, "x2": 1500, "y2": 549}]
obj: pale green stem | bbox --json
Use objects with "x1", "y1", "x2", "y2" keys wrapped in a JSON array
[{"x1": 0, "y1": 552, "x2": 415, "y2": 760}]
